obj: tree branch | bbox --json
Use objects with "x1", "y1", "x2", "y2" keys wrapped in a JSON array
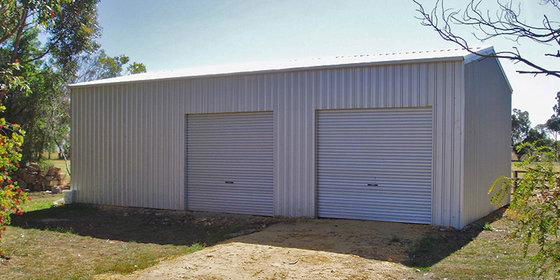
[
  {"x1": 10, "y1": 6, "x2": 29, "y2": 62},
  {"x1": 413, "y1": 0, "x2": 560, "y2": 78},
  {"x1": 22, "y1": 35, "x2": 63, "y2": 64}
]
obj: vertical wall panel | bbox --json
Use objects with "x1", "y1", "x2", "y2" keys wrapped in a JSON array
[
  {"x1": 70, "y1": 60, "x2": 465, "y2": 227},
  {"x1": 463, "y1": 58, "x2": 511, "y2": 227}
]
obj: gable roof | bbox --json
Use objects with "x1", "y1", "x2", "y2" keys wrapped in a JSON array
[{"x1": 70, "y1": 46, "x2": 510, "y2": 89}]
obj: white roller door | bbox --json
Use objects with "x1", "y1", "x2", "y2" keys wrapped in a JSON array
[
  {"x1": 186, "y1": 112, "x2": 273, "y2": 216},
  {"x1": 316, "y1": 108, "x2": 432, "y2": 224}
]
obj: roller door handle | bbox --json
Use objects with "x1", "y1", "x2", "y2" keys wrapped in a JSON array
[
  {"x1": 225, "y1": 181, "x2": 234, "y2": 184},
  {"x1": 367, "y1": 183, "x2": 379, "y2": 187}
]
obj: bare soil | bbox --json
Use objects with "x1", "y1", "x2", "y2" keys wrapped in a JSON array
[{"x1": 117, "y1": 219, "x2": 435, "y2": 280}]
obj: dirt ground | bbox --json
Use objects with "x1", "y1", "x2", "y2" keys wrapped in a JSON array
[
  {"x1": 5, "y1": 197, "x2": 527, "y2": 279},
  {"x1": 114, "y1": 219, "x2": 435, "y2": 280}
]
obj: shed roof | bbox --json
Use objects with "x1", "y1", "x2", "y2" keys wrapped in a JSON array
[{"x1": 70, "y1": 46, "x2": 504, "y2": 88}]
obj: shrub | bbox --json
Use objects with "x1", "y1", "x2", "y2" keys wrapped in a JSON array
[
  {"x1": 0, "y1": 104, "x2": 28, "y2": 241},
  {"x1": 490, "y1": 143, "x2": 560, "y2": 277}
]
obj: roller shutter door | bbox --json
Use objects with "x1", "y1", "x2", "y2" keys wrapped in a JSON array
[
  {"x1": 186, "y1": 112, "x2": 273, "y2": 216},
  {"x1": 317, "y1": 108, "x2": 432, "y2": 224}
]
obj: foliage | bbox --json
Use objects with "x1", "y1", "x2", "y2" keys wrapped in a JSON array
[
  {"x1": 545, "y1": 115, "x2": 560, "y2": 140},
  {"x1": 127, "y1": 62, "x2": 147, "y2": 74},
  {"x1": 482, "y1": 223, "x2": 494, "y2": 231},
  {"x1": 0, "y1": 104, "x2": 28, "y2": 241},
  {"x1": 0, "y1": 0, "x2": 99, "y2": 164},
  {"x1": 0, "y1": 0, "x2": 100, "y2": 71},
  {"x1": 3, "y1": 64, "x2": 68, "y2": 162},
  {"x1": 1, "y1": 1, "x2": 66, "y2": 46},
  {"x1": 0, "y1": 44, "x2": 30, "y2": 242},
  {"x1": 75, "y1": 49, "x2": 147, "y2": 83},
  {"x1": 512, "y1": 109, "x2": 553, "y2": 158},
  {"x1": 45, "y1": 0, "x2": 100, "y2": 74},
  {"x1": 512, "y1": 109, "x2": 531, "y2": 146},
  {"x1": 0, "y1": 62, "x2": 30, "y2": 97},
  {"x1": 544, "y1": 92, "x2": 560, "y2": 158},
  {"x1": 0, "y1": 0, "x2": 145, "y2": 164},
  {"x1": 490, "y1": 143, "x2": 560, "y2": 277}
]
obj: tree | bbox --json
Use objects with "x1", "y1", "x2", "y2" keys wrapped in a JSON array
[
  {"x1": 413, "y1": 0, "x2": 559, "y2": 78},
  {"x1": 1, "y1": 27, "x2": 67, "y2": 162},
  {"x1": 512, "y1": 108, "x2": 531, "y2": 147},
  {"x1": 510, "y1": 109, "x2": 551, "y2": 158},
  {"x1": 4, "y1": 66, "x2": 68, "y2": 162},
  {"x1": 127, "y1": 62, "x2": 147, "y2": 75},
  {"x1": 545, "y1": 92, "x2": 560, "y2": 156},
  {"x1": 0, "y1": 0, "x2": 100, "y2": 164},
  {"x1": 0, "y1": 0, "x2": 100, "y2": 73},
  {"x1": 74, "y1": 49, "x2": 147, "y2": 83},
  {"x1": 490, "y1": 143, "x2": 560, "y2": 277}
]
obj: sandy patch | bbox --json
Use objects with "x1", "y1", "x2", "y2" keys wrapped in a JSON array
[{"x1": 117, "y1": 219, "x2": 432, "y2": 280}]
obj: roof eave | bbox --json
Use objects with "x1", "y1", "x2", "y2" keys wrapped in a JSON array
[{"x1": 68, "y1": 56, "x2": 465, "y2": 89}]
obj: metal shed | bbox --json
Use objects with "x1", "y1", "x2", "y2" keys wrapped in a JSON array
[{"x1": 69, "y1": 46, "x2": 511, "y2": 229}]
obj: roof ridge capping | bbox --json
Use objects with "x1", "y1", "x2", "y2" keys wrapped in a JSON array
[
  {"x1": 464, "y1": 45, "x2": 495, "y2": 64},
  {"x1": 69, "y1": 46, "x2": 500, "y2": 88},
  {"x1": 463, "y1": 46, "x2": 512, "y2": 92}
]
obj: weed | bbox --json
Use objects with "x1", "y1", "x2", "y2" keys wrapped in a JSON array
[{"x1": 482, "y1": 223, "x2": 494, "y2": 231}]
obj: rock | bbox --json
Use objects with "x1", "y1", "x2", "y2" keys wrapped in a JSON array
[
  {"x1": 53, "y1": 198, "x2": 65, "y2": 206},
  {"x1": 51, "y1": 186, "x2": 62, "y2": 194}
]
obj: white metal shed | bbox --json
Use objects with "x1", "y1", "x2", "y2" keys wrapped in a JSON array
[{"x1": 69, "y1": 46, "x2": 511, "y2": 228}]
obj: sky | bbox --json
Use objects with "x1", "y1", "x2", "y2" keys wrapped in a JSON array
[{"x1": 97, "y1": 0, "x2": 559, "y2": 125}]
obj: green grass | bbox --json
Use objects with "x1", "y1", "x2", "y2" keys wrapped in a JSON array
[
  {"x1": 409, "y1": 210, "x2": 534, "y2": 279},
  {"x1": 21, "y1": 193, "x2": 62, "y2": 212},
  {"x1": 482, "y1": 222, "x2": 494, "y2": 231},
  {"x1": 0, "y1": 193, "x2": 279, "y2": 279}
]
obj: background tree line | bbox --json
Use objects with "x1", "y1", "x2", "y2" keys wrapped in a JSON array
[
  {"x1": 0, "y1": 0, "x2": 147, "y2": 166},
  {"x1": 512, "y1": 92, "x2": 560, "y2": 159}
]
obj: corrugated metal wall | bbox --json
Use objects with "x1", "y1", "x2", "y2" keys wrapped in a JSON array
[
  {"x1": 71, "y1": 60, "x2": 465, "y2": 227},
  {"x1": 462, "y1": 58, "x2": 511, "y2": 227}
]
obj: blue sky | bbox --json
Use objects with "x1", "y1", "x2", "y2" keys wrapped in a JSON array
[{"x1": 98, "y1": 0, "x2": 559, "y2": 125}]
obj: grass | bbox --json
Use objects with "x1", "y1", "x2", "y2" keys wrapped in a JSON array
[
  {"x1": 21, "y1": 192, "x2": 61, "y2": 212},
  {"x1": 0, "y1": 193, "x2": 280, "y2": 279},
  {"x1": 482, "y1": 222, "x2": 494, "y2": 231},
  {"x1": 408, "y1": 209, "x2": 534, "y2": 279}
]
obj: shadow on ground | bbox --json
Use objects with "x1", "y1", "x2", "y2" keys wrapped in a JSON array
[
  {"x1": 12, "y1": 204, "x2": 279, "y2": 247},
  {"x1": 12, "y1": 203, "x2": 506, "y2": 267}
]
